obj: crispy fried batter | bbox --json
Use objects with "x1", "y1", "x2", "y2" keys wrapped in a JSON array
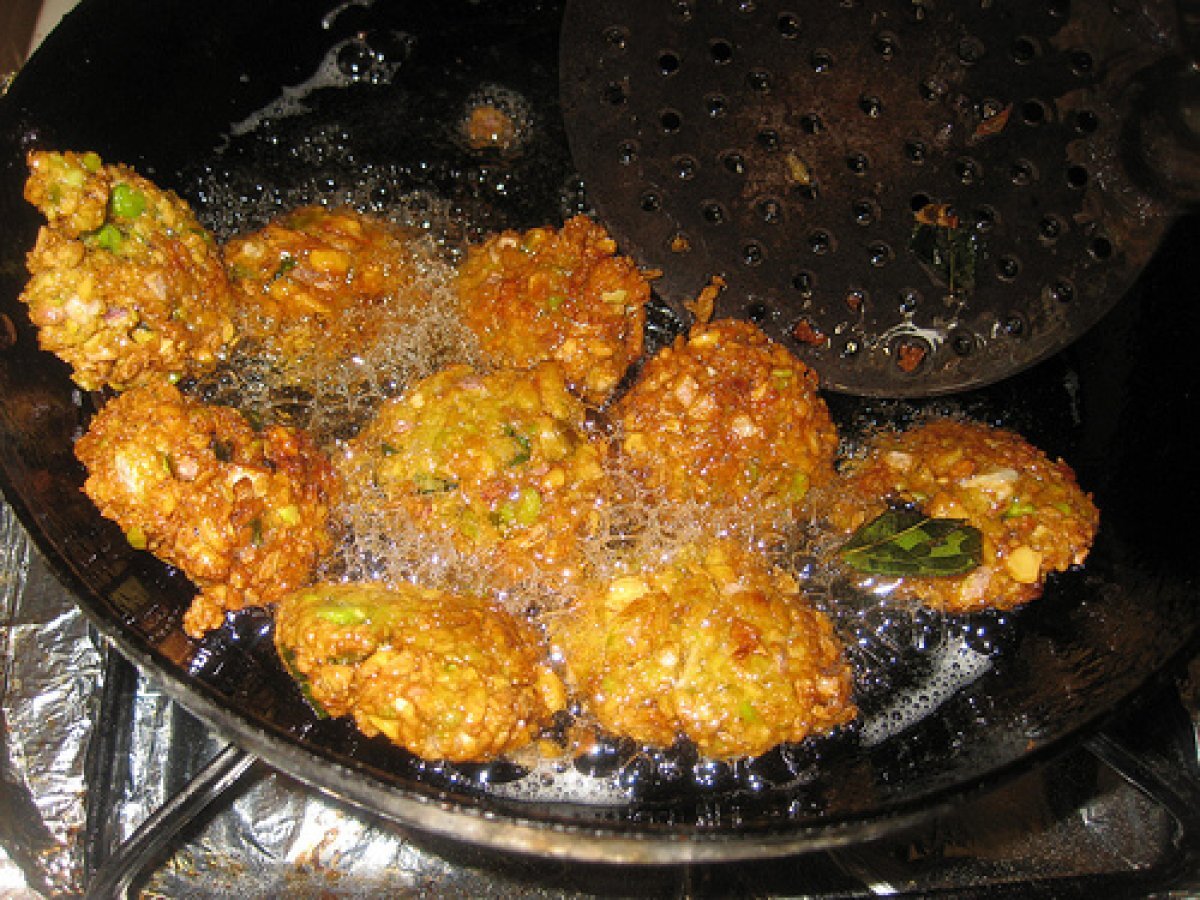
[
  {"x1": 223, "y1": 205, "x2": 434, "y2": 365},
  {"x1": 551, "y1": 542, "x2": 856, "y2": 758},
  {"x1": 20, "y1": 151, "x2": 235, "y2": 390},
  {"x1": 341, "y1": 361, "x2": 608, "y2": 589},
  {"x1": 74, "y1": 382, "x2": 339, "y2": 637},
  {"x1": 827, "y1": 418, "x2": 1099, "y2": 612},
  {"x1": 275, "y1": 582, "x2": 566, "y2": 761},
  {"x1": 612, "y1": 319, "x2": 838, "y2": 522},
  {"x1": 455, "y1": 216, "x2": 651, "y2": 404}
]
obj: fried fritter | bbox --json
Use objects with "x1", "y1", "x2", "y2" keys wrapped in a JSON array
[
  {"x1": 341, "y1": 361, "x2": 608, "y2": 588},
  {"x1": 20, "y1": 150, "x2": 235, "y2": 391},
  {"x1": 275, "y1": 582, "x2": 566, "y2": 761},
  {"x1": 551, "y1": 542, "x2": 856, "y2": 759},
  {"x1": 223, "y1": 205, "x2": 435, "y2": 365},
  {"x1": 455, "y1": 216, "x2": 650, "y2": 404},
  {"x1": 74, "y1": 382, "x2": 339, "y2": 637},
  {"x1": 827, "y1": 418, "x2": 1099, "y2": 612},
  {"x1": 611, "y1": 319, "x2": 838, "y2": 523}
]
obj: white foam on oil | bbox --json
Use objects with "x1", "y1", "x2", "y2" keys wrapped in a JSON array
[
  {"x1": 485, "y1": 762, "x2": 633, "y2": 806},
  {"x1": 227, "y1": 27, "x2": 406, "y2": 137},
  {"x1": 858, "y1": 633, "x2": 994, "y2": 747}
]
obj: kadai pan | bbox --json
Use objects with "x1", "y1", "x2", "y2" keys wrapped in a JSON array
[{"x1": 0, "y1": 0, "x2": 1197, "y2": 863}]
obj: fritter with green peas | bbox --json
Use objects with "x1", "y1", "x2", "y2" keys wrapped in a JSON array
[
  {"x1": 342, "y1": 361, "x2": 609, "y2": 588},
  {"x1": 74, "y1": 381, "x2": 339, "y2": 637},
  {"x1": 275, "y1": 582, "x2": 566, "y2": 762},
  {"x1": 20, "y1": 150, "x2": 235, "y2": 391},
  {"x1": 827, "y1": 418, "x2": 1099, "y2": 613},
  {"x1": 223, "y1": 205, "x2": 434, "y2": 364},
  {"x1": 550, "y1": 542, "x2": 857, "y2": 759},
  {"x1": 455, "y1": 216, "x2": 651, "y2": 405},
  {"x1": 611, "y1": 319, "x2": 838, "y2": 523}
]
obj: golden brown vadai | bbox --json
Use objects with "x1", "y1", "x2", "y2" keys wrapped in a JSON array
[
  {"x1": 455, "y1": 215, "x2": 651, "y2": 404},
  {"x1": 74, "y1": 381, "x2": 339, "y2": 637},
  {"x1": 275, "y1": 581, "x2": 566, "y2": 762},
  {"x1": 20, "y1": 150, "x2": 235, "y2": 391},
  {"x1": 827, "y1": 418, "x2": 1099, "y2": 612},
  {"x1": 341, "y1": 361, "x2": 608, "y2": 589},
  {"x1": 550, "y1": 542, "x2": 856, "y2": 758},
  {"x1": 223, "y1": 205, "x2": 436, "y2": 364},
  {"x1": 611, "y1": 319, "x2": 838, "y2": 524}
]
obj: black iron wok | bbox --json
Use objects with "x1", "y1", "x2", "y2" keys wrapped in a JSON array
[{"x1": 1, "y1": 0, "x2": 1198, "y2": 864}]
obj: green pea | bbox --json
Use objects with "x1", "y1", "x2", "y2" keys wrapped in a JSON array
[
  {"x1": 315, "y1": 604, "x2": 369, "y2": 626},
  {"x1": 110, "y1": 183, "x2": 146, "y2": 219},
  {"x1": 94, "y1": 223, "x2": 124, "y2": 252}
]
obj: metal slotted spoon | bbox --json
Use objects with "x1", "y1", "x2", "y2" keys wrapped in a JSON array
[{"x1": 561, "y1": 0, "x2": 1179, "y2": 396}]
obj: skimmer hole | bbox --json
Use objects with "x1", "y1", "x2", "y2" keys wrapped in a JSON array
[
  {"x1": 973, "y1": 206, "x2": 998, "y2": 231},
  {"x1": 859, "y1": 95, "x2": 883, "y2": 117},
  {"x1": 710, "y1": 39, "x2": 734, "y2": 64},
  {"x1": 757, "y1": 197, "x2": 784, "y2": 223},
  {"x1": 747, "y1": 70, "x2": 773, "y2": 93},
  {"x1": 1011, "y1": 36, "x2": 1038, "y2": 63},
  {"x1": 852, "y1": 199, "x2": 878, "y2": 225},
  {"x1": 674, "y1": 155, "x2": 697, "y2": 179},
  {"x1": 957, "y1": 36, "x2": 985, "y2": 65},
  {"x1": 1074, "y1": 110, "x2": 1099, "y2": 134},
  {"x1": 701, "y1": 200, "x2": 727, "y2": 224},
  {"x1": 808, "y1": 229, "x2": 835, "y2": 254},
  {"x1": 742, "y1": 241, "x2": 766, "y2": 265},
  {"x1": 1021, "y1": 100, "x2": 1048, "y2": 125},
  {"x1": 1010, "y1": 159, "x2": 1038, "y2": 185},
  {"x1": 1089, "y1": 236, "x2": 1113, "y2": 260},
  {"x1": 996, "y1": 255, "x2": 1021, "y2": 280},
  {"x1": 919, "y1": 77, "x2": 947, "y2": 101},
  {"x1": 1038, "y1": 214, "x2": 1064, "y2": 242},
  {"x1": 757, "y1": 128, "x2": 781, "y2": 150},
  {"x1": 777, "y1": 12, "x2": 801, "y2": 38},
  {"x1": 747, "y1": 301, "x2": 770, "y2": 322},
  {"x1": 1047, "y1": 279, "x2": 1075, "y2": 303},
  {"x1": 659, "y1": 52, "x2": 681, "y2": 75},
  {"x1": 874, "y1": 32, "x2": 898, "y2": 58},
  {"x1": 955, "y1": 157, "x2": 981, "y2": 185}
]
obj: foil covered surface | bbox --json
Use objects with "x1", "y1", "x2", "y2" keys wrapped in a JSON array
[{"x1": 1, "y1": 501, "x2": 101, "y2": 897}]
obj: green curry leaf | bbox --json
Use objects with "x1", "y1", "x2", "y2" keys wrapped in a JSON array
[{"x1": 840, "y1": 507, "x2": 983, "y2": 577}]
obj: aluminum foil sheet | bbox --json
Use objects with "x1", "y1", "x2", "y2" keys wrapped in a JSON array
[{"x1": 1, "y1": 502, "x2": 102, "y2": 897}]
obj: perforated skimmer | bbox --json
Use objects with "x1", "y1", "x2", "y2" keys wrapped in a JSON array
[{"x1": 561, "y1": 0, "x2": 1179, "y2": 396}]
